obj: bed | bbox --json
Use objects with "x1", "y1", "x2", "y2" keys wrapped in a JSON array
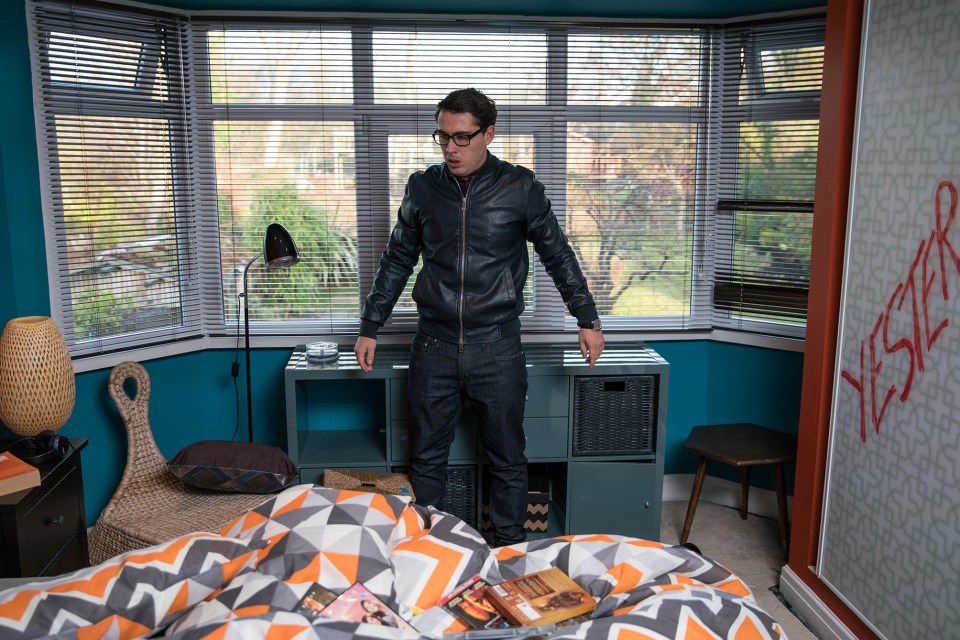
[{"x1": 0, "y1": 485, "x2": 787, "y2": 639}]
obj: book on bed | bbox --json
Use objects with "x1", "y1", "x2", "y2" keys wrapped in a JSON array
[{"x1": 485, "y1": 567, "x2": 595, "y2": 627}]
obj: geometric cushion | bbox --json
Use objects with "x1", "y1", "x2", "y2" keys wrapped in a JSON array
[
  {"x1": 0, "y1": 532, "x2": 258, "y2": 640},
  {"x1": 167, "y1": 440, "x2": 298, "y2": 494}
]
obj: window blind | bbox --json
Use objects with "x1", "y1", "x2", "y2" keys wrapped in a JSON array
[
  {"x1": 712, "y1": 18, "x2": 824, "y2": 335},
  {"x1": 197, "y1": 20, "x2": 713, "y2": 336},
  {"x1": 28, "y1": 0, "x2": 199, "y2": 357},
  {"x1": 565, "y1": 27, "x2": 711, "y2": 330},
  {"x1": 27, "y1": 1, "x2": 826, "y2": 355},
  {"x1": 195, "y1": 23, "x2": 360, "y2": 337}
]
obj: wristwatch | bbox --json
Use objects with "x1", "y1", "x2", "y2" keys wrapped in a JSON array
[{"x1": 577, "y1": 318, "x2": 602, "y2": 332}]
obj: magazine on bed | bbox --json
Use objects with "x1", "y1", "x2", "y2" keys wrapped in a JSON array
[
  {"x1": 439, "y1": 574, "x2": 511, "y2": 629},
  {"x1": 315, "y1": 581, "x2": 416, "y2": 631}
]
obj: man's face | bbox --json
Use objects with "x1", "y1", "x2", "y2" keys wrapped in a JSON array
[{"x1": 436, "y1": 110, "x2": 495, "y2": 177}]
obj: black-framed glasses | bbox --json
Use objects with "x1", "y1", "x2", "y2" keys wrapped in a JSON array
[{"x1": 432, "y1": 128, "x2": 485, "y2": 147}]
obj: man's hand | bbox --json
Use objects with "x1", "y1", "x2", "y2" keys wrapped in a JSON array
[
  {"x1": 354, "y1": 336, "x2": 377, "y2": 372},
  {"x1": 578, "y1": 328, "x2": 605, "y2": 367}
]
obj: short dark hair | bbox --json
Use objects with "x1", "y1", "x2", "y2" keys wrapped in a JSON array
[{"x1": 435, "y1": 88, "x2": 497, "y2": 130}]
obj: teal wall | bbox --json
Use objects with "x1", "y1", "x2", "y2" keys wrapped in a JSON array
[
  {"x1": 1, "y1": 1, "x2": 49, "y2": 321},
  {"x1": 0, "y1": 0, "x2": 811, "y2": 526},
  {"x1": 52, "y1": 341, "x2": 802, "y2": 525},
  {"x1": 0, "y1": 151, "x2": 12, "y2": 324},
  {"x1": 648, "y1": 341, "x2": 803, "y2": 492}
]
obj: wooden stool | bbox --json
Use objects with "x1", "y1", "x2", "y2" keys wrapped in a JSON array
[{"x1": 679, "y1": 423, "x2": 797, "y2": 557}]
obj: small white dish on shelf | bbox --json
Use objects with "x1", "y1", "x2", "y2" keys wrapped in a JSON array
[{"x1": 305, "y1": 341, "x2": 340, "y2": 364}]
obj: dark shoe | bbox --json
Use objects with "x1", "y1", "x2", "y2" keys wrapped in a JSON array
[{"x1": 678, "y1": 541, "x2": 702, "y2": 555}]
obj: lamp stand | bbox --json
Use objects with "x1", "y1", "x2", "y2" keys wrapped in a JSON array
[{"x1": 241, "y1": 252, "x2": 262, "y2": 443}]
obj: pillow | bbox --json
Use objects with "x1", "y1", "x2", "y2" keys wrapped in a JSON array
[{"x1": 168, "y1": 440, "x2": 298, "y2": 494}]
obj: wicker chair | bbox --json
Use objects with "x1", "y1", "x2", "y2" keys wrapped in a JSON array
[{"x1": 88, "y1": 361, "x2": 270, "y2": 564}]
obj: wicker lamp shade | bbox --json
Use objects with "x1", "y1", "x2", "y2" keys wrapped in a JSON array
[{"x1": 0, "y1": 316, "x2": 76, "y2": 437}]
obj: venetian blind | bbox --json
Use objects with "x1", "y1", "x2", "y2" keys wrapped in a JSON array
[
  {"x1": 564, "y1": 26, "x2": 711, "y2": 330},
  {"x1": 196, "y1": 19, "x2": 713, "y2": 335},
  {"x1": 28, "y1": 0, "x2": 199, "y2": 357},
  {"x1": 27, "y1": 1, "x2": 826, "y2": 352},
  {"x1": 194, "y1": 21, "x2": 360, "y2": 336},
  {"x1": 713, "y1": 17, "x2": 824, "y2": 334}
]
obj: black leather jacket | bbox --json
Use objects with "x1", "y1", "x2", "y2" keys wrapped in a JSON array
[{"x1": 360, "y1": 153, "x2": 597, "y2": 346}]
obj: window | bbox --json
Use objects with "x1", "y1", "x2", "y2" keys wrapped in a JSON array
[
  {"x1": 29, "y1": 3, "x2": 196, "y2": 357},
  {"x1": 27, "y1": 0, "x2": 825, "y2": 356},
  {"x1": 713, "y1": 20, "x2": 824, "y2": 336},
  {"x1": 566, "y1": 30, "x2": 708, "y2": 329}
]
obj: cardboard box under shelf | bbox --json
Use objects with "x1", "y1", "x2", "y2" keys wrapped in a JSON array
[
  {"x1": 481, "y1": 491, "x2": 550, "y2": 533},
  {"x1": 321, "y1": 468, "x2": 414, "y2": 499}
]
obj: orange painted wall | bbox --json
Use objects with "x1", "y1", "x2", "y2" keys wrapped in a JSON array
[{"x1": 788, "y1": 1, "x2": 880, "y2": 638}]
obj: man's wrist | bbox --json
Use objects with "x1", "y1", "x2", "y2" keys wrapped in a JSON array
[
  {"x1": 577, "y1": 318, "x2": 602, "y2": 332},
  {"x1": 358, "y1": 319, "x2": 381, "y2": 339}
]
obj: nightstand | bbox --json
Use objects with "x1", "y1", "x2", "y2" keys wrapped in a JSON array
[{"x1": 0, "y1": 438, "x2": 89, "y2": 578}]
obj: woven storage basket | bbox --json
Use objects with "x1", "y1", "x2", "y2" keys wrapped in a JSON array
[
  {"x1": 393, "y1": 464, "x2": 477, "y2": 527},
  {"x1": 572, "y1": 375, "x2": 656, "y2": 456},
  {"x1": 322, "y1": 468, "x2": 415, "y2": 500},
  {"x1": 444, "y1": 464, "x2": 478, "y2": 527}
]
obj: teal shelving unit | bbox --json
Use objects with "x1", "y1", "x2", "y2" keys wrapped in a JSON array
[{"x1": 284, "y1": 343, "x2": 669, "y2": 541}]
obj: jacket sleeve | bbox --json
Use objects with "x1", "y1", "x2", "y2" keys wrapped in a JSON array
[
  {"x1": 359, "y1": 178, "x2": 423, "y2": 338},
  {"x1": 525, "y1": 177, "x2": 598, "y2": 325}
]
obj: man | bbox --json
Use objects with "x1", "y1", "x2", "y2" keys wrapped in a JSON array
[{"x1": 354, "y1": 88, "x2": 603, "y2": 546}]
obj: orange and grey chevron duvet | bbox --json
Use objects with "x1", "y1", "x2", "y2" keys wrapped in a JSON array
[{"x1": 0, "y1": 486, "x2": 787, "y2": 639}]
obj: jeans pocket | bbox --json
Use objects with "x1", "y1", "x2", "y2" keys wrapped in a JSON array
[
  {"x1": 410, "y1": 332, "x2": 432, "y2": 356},
  {"x1": 488, "y1": 334, "x2": 525, "y2": 362}
]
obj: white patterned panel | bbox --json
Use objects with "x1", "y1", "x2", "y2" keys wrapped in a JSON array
[{"x1": 822, "y1": 0, "x2": 960, "y2": 638}]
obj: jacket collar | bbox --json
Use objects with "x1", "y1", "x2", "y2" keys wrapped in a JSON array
[{"x1": 440, "y1": 152, "x2": 499, "y2": 181}]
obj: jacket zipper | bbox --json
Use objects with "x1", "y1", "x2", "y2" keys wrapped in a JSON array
[{"x1": 455, "y1": 178, "x2": 468, "y2": 352}]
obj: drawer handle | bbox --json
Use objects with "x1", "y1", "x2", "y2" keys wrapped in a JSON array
[{"x1": 47, "y1": 515, "x2": 65, "y2": 526}]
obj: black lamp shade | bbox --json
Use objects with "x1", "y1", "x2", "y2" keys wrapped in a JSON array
[
  {"x1": 243, "y1": 222, "x2": 299, "y2": 443},
  {"x1": 263, "y1": 223, "x2": 300, "y2": 269}
]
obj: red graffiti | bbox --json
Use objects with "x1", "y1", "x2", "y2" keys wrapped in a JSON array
[{"x1": 840, "y1": 180, "x2": 960, "y2": 443}]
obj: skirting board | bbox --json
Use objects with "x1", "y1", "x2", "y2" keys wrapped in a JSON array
[
  {"x1": 780, "y1": 565, "x2": 857, "y2": 640},
  {"x1": 662, "y1": 473, "x2": 791, "y2": 521}
]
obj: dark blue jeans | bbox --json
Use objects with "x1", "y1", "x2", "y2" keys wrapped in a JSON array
[{"x1": 407, "y1": 331, "x2": 529, "y2": 546}]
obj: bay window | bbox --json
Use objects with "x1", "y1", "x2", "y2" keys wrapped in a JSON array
[{"x1": 27, "y1": 0, "x2": 824, "y2": 356}]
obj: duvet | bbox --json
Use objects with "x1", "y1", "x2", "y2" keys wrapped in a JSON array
[{"x1": 0, "y1": 485, "x2": 788, "y2": 639}]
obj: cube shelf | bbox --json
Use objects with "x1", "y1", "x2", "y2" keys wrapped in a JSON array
[{"x1": 284, "y1": 342, "x2": 668, "y2": 541}]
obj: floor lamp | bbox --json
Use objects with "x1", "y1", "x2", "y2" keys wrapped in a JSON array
[{"x1": 241, "y1": 223, "x2": 300, "y2": 442}]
